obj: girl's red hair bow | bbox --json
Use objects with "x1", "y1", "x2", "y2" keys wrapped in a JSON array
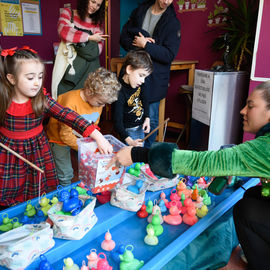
[
  {"x1": 0, "y1": 47, "x2": 18, "y2": 57},
  {"x1": 20, "y1": 46, "x2": 37, "y2": 54}
]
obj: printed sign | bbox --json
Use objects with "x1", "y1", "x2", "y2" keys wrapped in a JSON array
[{"x1": 192, "y1": 70, "x2": 214, "y2": 126}]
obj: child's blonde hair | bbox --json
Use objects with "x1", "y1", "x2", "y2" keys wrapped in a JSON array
[
  {"x1": 83, "y1": 67, "x2": 121, "y2": 104},
  {"x1": 0, "y1": 48, "x2": 47, "y2": 126}
]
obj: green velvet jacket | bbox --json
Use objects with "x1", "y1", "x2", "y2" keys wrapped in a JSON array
[{"x1": 148, "y1": 124, "x2": 270, "y2": 179}]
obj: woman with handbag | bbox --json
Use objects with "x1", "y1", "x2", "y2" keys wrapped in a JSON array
[{"x1": 51, "y1": 0, "x2": 108, "y2": 99}]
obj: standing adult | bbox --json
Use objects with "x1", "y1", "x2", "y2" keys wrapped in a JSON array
[
  {"x1": 51, "y1": 0, "x2": 107, "y2": 99},
  {"x1": 120, "y1": 0, "x2": 181, "y2": 147}
]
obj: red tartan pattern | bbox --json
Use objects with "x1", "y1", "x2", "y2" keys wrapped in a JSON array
[
  {"x1": 57, "y1": 8, "x2": 103, "y2": 53},
  {"x1": 0, "y1": 96, "x2": 96, "y2": 206}
]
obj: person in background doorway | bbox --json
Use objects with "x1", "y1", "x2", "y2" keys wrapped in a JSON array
[
  {"x1": 47, "y1": 67, "x2": 121, "y2": 186},
  {"x1": 109, "y1": 81, "x2": 270, "y2": 270},
  {"x1": 113, "y1": 50, "x2": 153, "y2": 147},
  {"x1": 51, "y1": 0, "x2": 107, "y2": 99},
  {"x1": 120, "y1": 0, "x2": 181, "y2": 148}
]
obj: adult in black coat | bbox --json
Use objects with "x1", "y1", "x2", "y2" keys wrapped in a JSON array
[{"x1": 120, "y1": 0, "x2": 181, "y2": 147}]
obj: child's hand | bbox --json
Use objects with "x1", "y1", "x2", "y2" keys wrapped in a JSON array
[
  {"x1": 125, "y1": 137, "x2": 143, "y2": 147},
  {"x1": 90, "y1": 129, "x2": 113, "y2": 154},
  {"x1": 143, "y1": 117, "x2": 150, "y2": 133}
]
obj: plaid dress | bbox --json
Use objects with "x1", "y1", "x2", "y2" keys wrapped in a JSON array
[{"x1": 0, "y1": 95, "x2": 96, "y2": 207}]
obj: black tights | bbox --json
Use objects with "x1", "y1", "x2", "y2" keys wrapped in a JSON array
[{"x1": 233, "y1": 186, "x2": 270, "y2": 270}]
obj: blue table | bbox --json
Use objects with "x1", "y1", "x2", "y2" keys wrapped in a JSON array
[{"x1": 0, "y1": 178, "x2": 260, "y2": 270}]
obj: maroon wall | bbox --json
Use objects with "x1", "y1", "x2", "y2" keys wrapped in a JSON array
[{"x1": 166, "y1": 1, "x2": 223, "y2": 131}]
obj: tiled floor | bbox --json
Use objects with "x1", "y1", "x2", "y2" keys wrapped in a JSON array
[{"x1": 72, "y1": 119, "x2": 248, "y2": 269}]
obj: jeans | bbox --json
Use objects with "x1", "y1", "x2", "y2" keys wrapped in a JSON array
[
  {"x1": 50, "y1": 143, "x2": 73, "y2": 186},
  {"x1": 125, "y1": 125, "x2": 145, "y2": 146},
  {"x1": 144, "y1": 101, "x2": 160, "y2": 148}
]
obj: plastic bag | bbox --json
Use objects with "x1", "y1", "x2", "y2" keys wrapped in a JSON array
[{"x1": 0, "y1": 223, "x2": 55, "y2": 270}]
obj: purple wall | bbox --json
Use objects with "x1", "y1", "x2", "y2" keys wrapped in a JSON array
[{"x1": 166, "y1": 1, "x2": 222, "y2": 130}]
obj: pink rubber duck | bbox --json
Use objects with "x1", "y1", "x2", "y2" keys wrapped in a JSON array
[
  {"x1": 81, "y1": 260, "x2": 89, "y2": 270},
  {"x1": 95, "y1": 253, "x2": 112, "y2": 270},
  {"x1": 177, "y1": 181, "x2": 192, "y2": 199},
  {"x1": 86, "y1": 249, "x2": 99, "y2": 269},
  {"x1": 101, "y1": 231, "x2": 115, "y2": 251},
  {"x1": 183, "y1": 204, "x2": 198, "y2": 226},
  {"x1": 163, "y1": 201, "x2": 182, "y2": 225}
]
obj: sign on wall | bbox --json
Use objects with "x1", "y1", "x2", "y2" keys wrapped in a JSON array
[
  {"x1": 0, "y1": 0, "x2": 41, "y2": 36},
  {"x1": 192, "y1": 70, "x2": 214, "y2": 126}
]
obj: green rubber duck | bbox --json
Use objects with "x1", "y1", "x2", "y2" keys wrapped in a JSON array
[{"x1": 119, "y1": 245, "x2": 144, "y2": 270}]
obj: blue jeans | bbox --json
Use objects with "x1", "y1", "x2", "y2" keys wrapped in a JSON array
[
  {"x1": 50, "y1": 143, "x2": 73, "y2": 186},
  {"x1": 125, "y1": 125, "x2": 145, "y2": 146},
  {"x1": 144, "y1": 101, "x2": 160, "y2": 148}
]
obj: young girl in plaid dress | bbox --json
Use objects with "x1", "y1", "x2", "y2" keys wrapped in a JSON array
[{"x1": 0, "y1": 47, "x2": 112, "y2": 209}]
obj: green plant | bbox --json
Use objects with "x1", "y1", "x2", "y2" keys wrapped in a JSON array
[
  {"x1": 211, "y1": 0, "x2": 259, "y2": 71},
  {"x1": 191, "y1": 0, "x2": 197, "y2": 4},
  {"x1": 177, "y1": 0, "x2": 185, "y2": 5},
  {"x1": 208, "y1": 12, "x2": 214, "y2": 20}
]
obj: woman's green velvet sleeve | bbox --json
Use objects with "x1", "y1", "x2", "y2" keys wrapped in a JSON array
[{"x1": 172, "y1": 134, "x2": 270, "y2": 178}]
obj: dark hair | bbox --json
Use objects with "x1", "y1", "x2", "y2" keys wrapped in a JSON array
[
  {"x1": 77, "y1": 0, "x2": 105, "y2": 25},
  {"x1": 122, "y1": 50, "x2": 153, "y2": 75},
  {"x1": 255, "y1": 81, "x2": 270, "y2": 110},
  {"x1": 0, "y1": 49, "x2": 47, "y2": 126}
]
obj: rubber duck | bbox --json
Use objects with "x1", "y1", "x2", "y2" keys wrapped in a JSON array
[
  {"x1": 177, "y1": 182, "x2": 192, "y2": 199},
  {"x1": 163, "y1": 201, "x2": 182, "y2": 225},
  {"x1": 80, "y1": 260, "x2": 89, "y2": 270},
  {"x1": 63, "y1": 257, "x2": 79, "y2": 270},
  {"x1": 96, "y1": 191, "x2": 111, "y2": 204},
  {"x1": 127, "y1": 180, "x2": 143, "y2": 194},
  {"x1": 199, "y1": 190, "x2": 211, "y2": 205},
  {"x1": 170, "y1": 189, "x2": 181, "y2": 201},
  {"x1": 101, "y1": 230, "x2": 115, "y2": 251},
  {"x1": 147, "y1": 213, "x2": 163, "y2": 236},
  {"x1": 196, "y1": 205, "x2": 208, "y2": 218},
  {"x1": 146, "y1": 200, "x2": 153, "y2": 214},
  {"x1": 191, "y1": 187, "x2": 199, "y2": 200},
  {"x1": 195, "y1": 195, "x2": 204, "y2": 209},
  {"x1": 11, "y1": 217, "x2": 22, "y2": 229},
  {"x1": 96, "y1": 253, "x2": 112, "y2": 270},
  {"x1": 86, "y1": 249, "x2": 99, "y2": 269},
  {"x1": 0, "y1": 214, "x2": 13, "y2": 231},
  {"x1": 136, "y1": 203, "x2": 148, "y2": 218},
  {"x1": 197, "y1": 177, "x2": 209, "y2": 189},
  {"x1": 38, "y1": 254, "x2": 53, "y2": 270},
  {"x1": 143, "y1": 164, "x2": 158, "y2": 180},
  {"x1": 183, "y1": 204, "x2": 198, "y2": 226},
  {"x1": 158, "y1": 200, "x2": 167, "y2": 213},
  {"x1": 158, "y1": 191, "x2": 168, "y2": 204},
  {"x1": 119, "y1": 245, "x2": 144, "y2": 270},
  {"x1": 24, "y1": 201, "x2": 36, "y2": 217},
  {"x1": 144, "y1": 224, "x2": 158, "y2": 246},
  {"x1": 147, "y1": 205, "x2": 163, "y2": 224},
  {"x1": 50, "y1": 196, "x2": 59, "y2": 205},
  {"x1": 59, "y1": 189, "x2": 83, "y2": 216},
  {"x1": 111, "y1": 244, "x2": 125, "y2": 263}
]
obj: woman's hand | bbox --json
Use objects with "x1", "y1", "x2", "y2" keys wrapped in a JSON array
[
  {"x1": 90, "y1": 129, "x2": 113, "y2": 154},
  {"x1": 89, "y1": 33, "x2": 109, "y2": 43},
  {"x1": 106, "y1": 146, "x2": 134, "y2": 168}
]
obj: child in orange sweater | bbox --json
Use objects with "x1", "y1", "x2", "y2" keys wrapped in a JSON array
[{"x1": 47, "y1": 67, "x2": 121, "y2": 186}]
